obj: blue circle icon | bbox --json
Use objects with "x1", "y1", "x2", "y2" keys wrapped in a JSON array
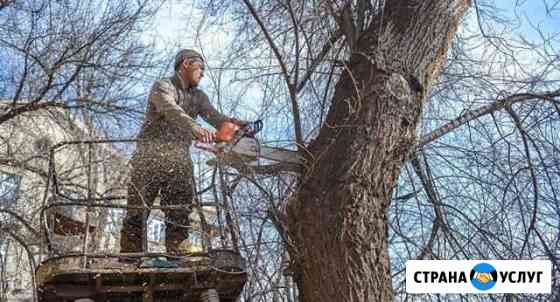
[{"x1": 470, "y1": 263, "x2": 497, "y2": 291}]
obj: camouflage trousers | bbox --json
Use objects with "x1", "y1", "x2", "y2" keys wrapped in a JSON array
[{"x1": 120, "y1": 143, "x2": 194, "y2": 255}]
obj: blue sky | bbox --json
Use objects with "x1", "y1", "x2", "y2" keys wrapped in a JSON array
[{"x1": 494, "y1": 0, "x2": 560, "y2": 44}]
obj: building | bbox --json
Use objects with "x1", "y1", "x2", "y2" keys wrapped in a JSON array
[{"x1": 0, "y1": 106, "x2": 129, "y2": 301}]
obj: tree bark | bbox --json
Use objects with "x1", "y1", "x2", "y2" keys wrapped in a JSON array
[{"x1": 286, "y1": 1, "x2": 470, "y2": 301}]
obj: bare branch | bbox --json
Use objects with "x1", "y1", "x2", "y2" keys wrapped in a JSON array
[
  {"x1": 241, "y1": 0, "x2": 303, "y2": 148},
  {"x1": 505, "y1": 106, "x2": 539, "y2": 256},
  {"x1": 0, "y1": 209, "x2": 41, "y2": 239},
  {"x1": 418, "y1": 90, "x2": 560, "y2": 148},
  {"x1": 296, "y1": 30, "x2": 342, "y2": 93}
]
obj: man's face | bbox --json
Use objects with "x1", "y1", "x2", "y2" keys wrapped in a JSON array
[{"x1": 183, "y1": 60, "x2": 205, "y2": 87}]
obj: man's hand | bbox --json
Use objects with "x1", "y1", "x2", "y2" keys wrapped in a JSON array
[{"x1": 193, "y1": 126, "x2": 215, "y2": 143}]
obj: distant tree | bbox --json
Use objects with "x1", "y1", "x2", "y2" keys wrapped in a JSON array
[{"x1": 0, "y1": 0, "x2": 164, "y2": 130}]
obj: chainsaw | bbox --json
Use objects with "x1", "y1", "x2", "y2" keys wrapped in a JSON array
[
  {"x1": 194, "y1": 120, "x2": 262, "y2": 155},
  {"x1": 194, "y1": 120, "x2": 302, "y2": 171}
]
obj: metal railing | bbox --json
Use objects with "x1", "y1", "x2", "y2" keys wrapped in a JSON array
[{"x1": 38, "y1": 139, "x2": 241, "y2": 268}]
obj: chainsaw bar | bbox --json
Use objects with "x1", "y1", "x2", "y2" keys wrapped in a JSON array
[
  {"x1": 195, "y1": 120, "x2": 302, "y2": 172},
  {"x1": 228, "y1": 137, "x2": 302, "y2": 165}
]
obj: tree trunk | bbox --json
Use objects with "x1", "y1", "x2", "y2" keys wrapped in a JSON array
[{"x1": 286, "y1": 1, "x2": 470, "y2": 301}]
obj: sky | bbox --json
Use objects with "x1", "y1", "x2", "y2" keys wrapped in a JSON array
[{"x1": 495, "y1": 0, "x2": 560, "y2": 43}]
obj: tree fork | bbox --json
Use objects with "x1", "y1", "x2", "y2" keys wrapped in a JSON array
[{"x1": 286, "y1": 1, "x2": 471, "y2": 301}]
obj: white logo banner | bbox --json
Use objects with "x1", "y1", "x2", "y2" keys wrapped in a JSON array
[{"x1": 406, "y1": 260, "x2": 551, "y2": 294}]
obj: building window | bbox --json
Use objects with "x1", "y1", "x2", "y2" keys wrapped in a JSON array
[{"x1": 0, "y1": 171, "x2": 21, "y2": 207}]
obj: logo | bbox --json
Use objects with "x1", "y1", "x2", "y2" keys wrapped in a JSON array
[
  {"x1": 406, "y1": 260, "x2": 551, "y2": 294},
  {"x1": 470, "y1": 263, "x2": 497, "y2": 291}
]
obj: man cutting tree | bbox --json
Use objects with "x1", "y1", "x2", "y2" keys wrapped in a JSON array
[{"x1": 120, "y1": 49, "x2": 247, "y2": 255}]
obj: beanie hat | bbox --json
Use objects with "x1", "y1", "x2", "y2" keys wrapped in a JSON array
[{"x1": 174, "y1": 49, "x2": 204, "y2": 71}]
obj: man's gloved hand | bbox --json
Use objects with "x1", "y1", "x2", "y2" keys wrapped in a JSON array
[{"x1": 193, "y1": 126, "x2": 215, "y2": 143}]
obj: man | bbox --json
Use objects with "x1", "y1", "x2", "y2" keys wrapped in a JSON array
[{"x1": 120, "y1": 49, "x2": 246, "y2": 255}]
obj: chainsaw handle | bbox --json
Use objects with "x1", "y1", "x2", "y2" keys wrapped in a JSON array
[
  {"x1": 252, "y1": 120, "x2": 263, "y2": 134},
  {"x1": 244, "y1": 119, "x2": 263, "y2": 137}
]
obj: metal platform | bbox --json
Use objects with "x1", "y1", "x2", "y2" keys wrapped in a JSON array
[
  {"x1": 34, "y1": 139, "x2": 250, "y2": 302},
  {"x1": 36, "y1": 250, "x2": 246, "y2": 302}
]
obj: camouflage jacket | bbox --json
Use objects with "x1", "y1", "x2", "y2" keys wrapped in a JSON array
[{"x1": 136, "y1": 73, "x2": 230, "y2": 150}]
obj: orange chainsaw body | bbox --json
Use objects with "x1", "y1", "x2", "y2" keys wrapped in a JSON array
[{"x1": 216, "y1": 121, "x2": 241, "y2": 142}]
